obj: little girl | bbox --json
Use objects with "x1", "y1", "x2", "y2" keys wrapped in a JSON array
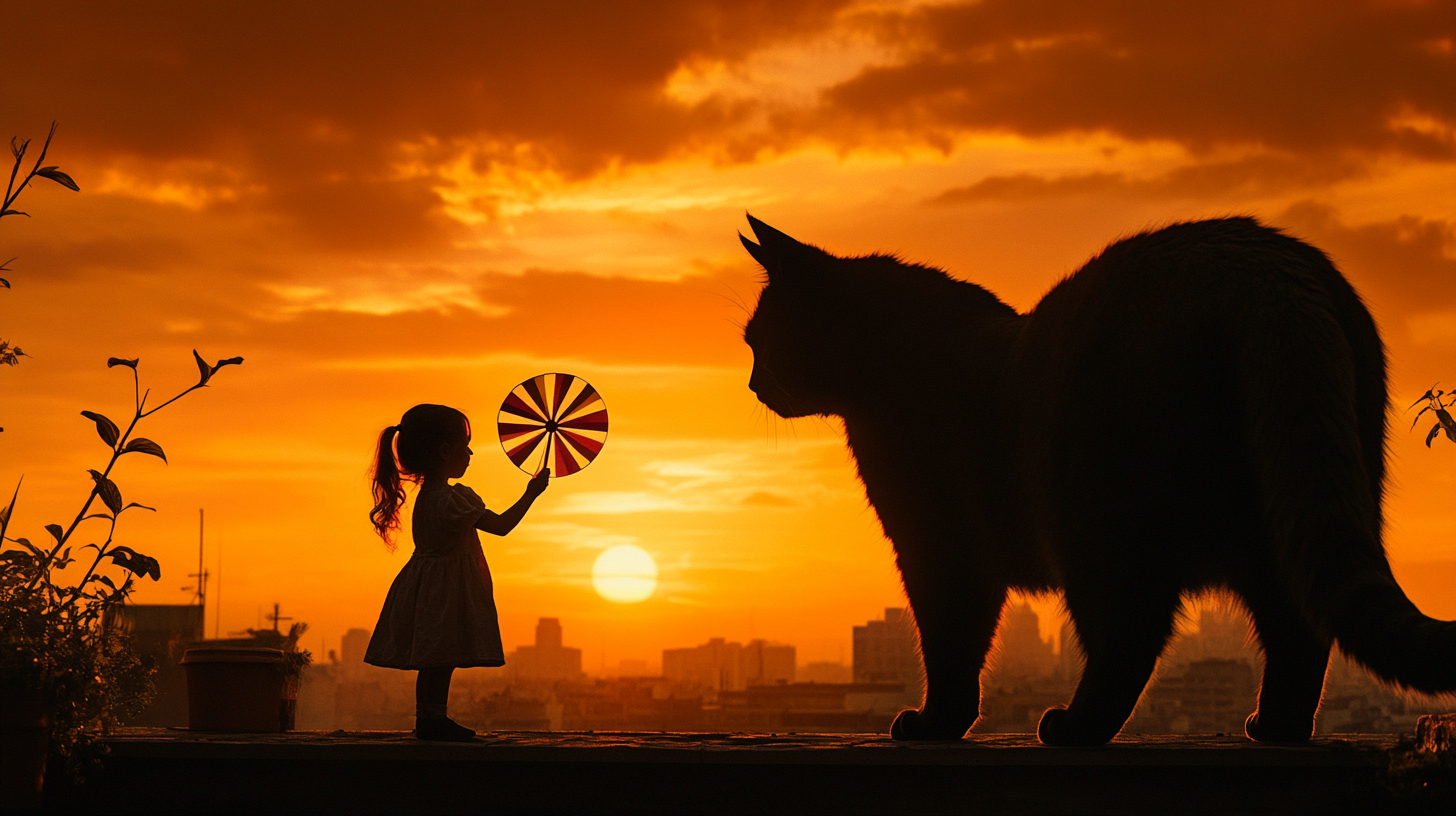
[{"x1": 364, "y1": 403, "x2": 549, "y2": 741}]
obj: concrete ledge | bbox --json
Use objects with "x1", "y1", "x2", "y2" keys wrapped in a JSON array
[{"x1": 44, "y1": 729, "x2": 1408, "y2": 815}]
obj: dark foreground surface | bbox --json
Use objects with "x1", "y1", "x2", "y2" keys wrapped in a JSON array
[{"x1": 40, "y1": 729, "x2": 1435, "y2": 815}]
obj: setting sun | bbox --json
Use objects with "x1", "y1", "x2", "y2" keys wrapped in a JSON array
[{"x1": 591, "y1": 545, "x2": 658, "y2": 604}]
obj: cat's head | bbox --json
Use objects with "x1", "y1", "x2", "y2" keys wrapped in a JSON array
[{"x1": 738, "y1": 215, "x2": 873, "y2": 419}]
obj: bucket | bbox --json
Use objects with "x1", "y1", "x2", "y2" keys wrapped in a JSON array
[{"x1": 182, "y1": 647, "x2": 284, "y2": 732}]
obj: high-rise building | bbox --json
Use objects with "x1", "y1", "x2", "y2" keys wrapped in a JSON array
[
  {"x1": 506, "y1": 617, "x2": 583, "y2": 682},
  {"x1": 340, "y1": 627, "x2": 371, "y2": 671},
  {"x1": 991, "y1": 601, "x2": 1057, "y2": 684},
  {"x1": 107, "y1": 604, "x2": 206, "y2": 726},
  {"x1": 799, "y1": 661, "x2": 854, "y2": 684},
  {"x1": 852, "y1": 607, "x2": 924, "y2": 700},
  {"x1": 662, "y1": 638, "x2": 796, "y2": 691}
]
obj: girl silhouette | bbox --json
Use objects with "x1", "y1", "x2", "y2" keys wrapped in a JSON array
[{"x1": 365, "y1": 403, "x2": 550, "y2": 741}]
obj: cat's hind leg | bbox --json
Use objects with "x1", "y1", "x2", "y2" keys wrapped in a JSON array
[
  {"x1": 889, "y1": 578, "x2": 1006, "y2": 741},
  {"x1": 1242, "y1": 590, "x2": 1331, "y2": 743},
  {"x1": 1037, "y1": 587, "x2": 1181, "y2": 747}
]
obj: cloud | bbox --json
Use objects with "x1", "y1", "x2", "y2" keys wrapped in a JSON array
[
  {"x1": 1, "y1": 1, "x2": 853, "y2": 248},
  {"x1": 740, "y1": 490, "x2": 797, "y2": 507},
  {"x1": 925, "y1": 155, "x2": 1369, "y2": 205},
  {"x1": 820, "y1": 0, "x2": 1456, "y2": 159}
]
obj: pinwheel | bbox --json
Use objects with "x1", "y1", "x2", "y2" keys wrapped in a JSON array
[{"x1": 497, "y1": 373, "x2": 608, "y2": 477}]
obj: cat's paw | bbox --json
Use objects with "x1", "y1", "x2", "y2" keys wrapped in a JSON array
[
  {"x1": 1244, "y1": 712, "x2": 1312, "y2": 743},
  {"x1": 889, "y1": 708, "x2": 971, "y2": 741},
  {"x1": 1036, "y1": 707, "x2": 1116, "y2": 747}
]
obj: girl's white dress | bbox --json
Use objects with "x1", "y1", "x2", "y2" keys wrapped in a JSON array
[{"x1": 365, "y1": 483, "x2": 506, "y2": 669}]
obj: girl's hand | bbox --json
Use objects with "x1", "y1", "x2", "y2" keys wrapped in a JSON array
[{"x1": 527, "y1": 468, "x2": 551, "y2": 498}]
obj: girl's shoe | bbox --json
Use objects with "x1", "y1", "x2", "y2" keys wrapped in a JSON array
[{"x1": 414, "y1": 717, "x2": 476, "y2": 742}]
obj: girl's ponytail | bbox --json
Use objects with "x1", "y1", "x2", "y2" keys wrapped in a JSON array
[{"x1": 369, "y1": 425, "x2": 405, "y2": 550}]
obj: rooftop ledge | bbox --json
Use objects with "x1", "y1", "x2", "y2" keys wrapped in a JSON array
[{"x1": 41, "y1": 729, "x2": 1441, "y2": 816}]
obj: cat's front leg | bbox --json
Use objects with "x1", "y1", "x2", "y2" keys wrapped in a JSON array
[{"x1": 890, "y1": 570, "x2": 1006, "y2": 741}]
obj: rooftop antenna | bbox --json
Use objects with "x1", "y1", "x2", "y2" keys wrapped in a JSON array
[
  {"x1": 214, "y1": 529, "x2": 222, "y2": 639},
  {"x1": 183, "y1": 508, "x2": 209, "y2": 609},
  {"x1": 267, "y1": 602, "x2": 293, "y2": 634}
]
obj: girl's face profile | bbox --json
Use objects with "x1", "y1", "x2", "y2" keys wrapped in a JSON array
[{"x1": 441, "y1": 433, "x2": 472, "y2": 479}]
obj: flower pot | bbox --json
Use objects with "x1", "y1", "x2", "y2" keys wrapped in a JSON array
[
  {"x1": 0, "y1": 678, "x2": 50, "y2": 812},
  {"x1": 181, "y1": 647, "x2": 284, "y2": 733}
]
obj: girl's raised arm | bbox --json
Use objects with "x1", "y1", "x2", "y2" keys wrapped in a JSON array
[{"x1": 477, "y1": 469, "x2": 550, "y2": 536}]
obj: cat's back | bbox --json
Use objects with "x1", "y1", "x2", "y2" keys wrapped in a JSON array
[{"x1": 1029, "y1": 217, "x2": 1333, "y2": 325}]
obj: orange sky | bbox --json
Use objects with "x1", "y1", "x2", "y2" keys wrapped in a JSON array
[{"x1": 2, "y1": 1, "x2": 1454, "y2": 669}]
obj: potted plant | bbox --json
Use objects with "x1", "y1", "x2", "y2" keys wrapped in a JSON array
[
  {"x1": 0, "y1": 351, "x2": 242, "y2": 806},
  {"x1": 279, "y1": 622, "x2": 313, "y2": 731},
  {"x1": 181, "y1": 621, "x2": 312, "y2": 733}
]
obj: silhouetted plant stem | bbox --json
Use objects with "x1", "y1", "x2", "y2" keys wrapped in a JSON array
[
  {"x1": 26, "y1": 353, "x2": 240, "y2": 586},
  {"x1": 1, "y1": 122, "x2": 79, "y2": 372}
]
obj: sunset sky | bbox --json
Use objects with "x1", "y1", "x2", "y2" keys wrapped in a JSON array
[{"x1": 3, "y1": 0, "x2": 1454, "y2": 671}]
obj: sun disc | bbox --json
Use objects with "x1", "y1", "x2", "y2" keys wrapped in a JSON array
[{"x1": 591, "y1": 545, "x2": 658, "y2": 603}]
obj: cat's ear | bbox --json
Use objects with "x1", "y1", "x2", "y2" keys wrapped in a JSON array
[
  {"x1": 747, "y1": 214, "x2": 803, "y2": 257},
  {"x1": 741, "y1": 214, "x2": 809, "y2": 279},
  {"x1": 740, "y1": 232, "x2": 773, "y2": 272}
]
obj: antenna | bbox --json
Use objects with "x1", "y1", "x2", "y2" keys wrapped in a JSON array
[
  {"x1": 214, "y1": 528, "x2": 223, "y2": 639},
  {"x1": 267, "y1": 602, "x2": 293, "y2": 633},
  {"x1": 183, "y1": 508, "x2": 209, "y2": 610}
]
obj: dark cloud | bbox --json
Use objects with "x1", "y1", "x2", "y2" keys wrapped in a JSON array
[
  {"x1": 1274, "y1": 201, "x2": 1456, "y2": 320},
  {"x1": 926, "y1": 155, "x2": 1369, "y2": 205},
  {"x1": 823, "y1": 0, "x2": 1456, "y2": 158},
  {"x1": 2, "y1": 0, "x2": 850, "y2": 247}
]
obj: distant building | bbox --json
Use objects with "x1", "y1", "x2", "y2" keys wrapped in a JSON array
[
  {"x1": 1189, "y1": 605, "x2": 1254, "y2": 661},
  {"x1": 1127, "y1": 658, "x2": 1257, "y2": 735},
  {"x1": 716, "y1": 682, "x2": 909, "y2": 733},
  {"x1": 662, "y1": 638, "x2": 795, "y2": 691},
  {"x1": 506, "y1": 618, "x2": 583, "y2": 682},
  {"x1": 799, "y1": 661, "x2": 853, "y2": 684},
  {"x1": 615, "y1": 659, "x2": 651, "y2": 677},
  {"x1": 853, "y1": 608, "x2": 923, "y2": 702},
  {"x1": 107, "y1": 604, "x2": 205, "y2": 726},
  {"x1": 340, "y1": 627, "x2": 371, "y2": 670},
  {"x1": 743, "y1": 639, "x2": 796, "y2": 686},
  {"x1": 989, "y1": 601, "x2": 1057, "y2": 685}
]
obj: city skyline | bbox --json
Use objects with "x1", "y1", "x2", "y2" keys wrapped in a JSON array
[{"x1": 3, "y1": 0, "x2": 1454, "y2": 672}]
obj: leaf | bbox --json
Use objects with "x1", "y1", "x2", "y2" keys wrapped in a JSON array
[
  {"x1": 80, "y1": 410, "x2": 120, "y2": 448},
  {"x1": 95, "y1": 574, "x2": 116, "y2": 590},
  {"x1": 121, "y1": 502, "x2": 156, "y2": 513},
  {"x1": 209, "y1": 356, "x2": 244, "y2": 375},
  {"x1": 106, "y1": 357, "x2": 139, "y2": 369},
  {"x1": 9, "y1": 537, "x2": 40, "y2": 555},
  {"x1": 1411, "y1": 405, "x2": 1432, "y2": 430},
  {"x1": 1410, "y1": 389, "x2": 1437, "y2": 411},
  {"x1": 108, "y1": 546, "x2": 161, "y2": 581},
  {"x1": 1, "y1": 209, "x2": 30, "y2": 218},
  {"x1": 35, "y1": 166, "x2": 79, "y2": 192},
  {"x1": 0, "y1": 277, "x2": 8, "y2": 288},
  {"x1": 87, "y1": 469, "x2": 123, "y2": 514},
  {"x1": 1438, "y1": 408, "x2": 1456, "y2": 443},
  {"x1": 82, "y1": 513, "x2": 114, "y2": 522},
  {"x1": 122, "y1": 438, "x2": 167, "y2": 463},
  {"x1": 192, "y1": 349, "x2": 211, "y2": 386},
  {"x1": 45, "y1": 524, "x2": 64, "y2": 543},
  {"x1": 1426, "y1": 423, "x2": 1441, "y2": 448}
]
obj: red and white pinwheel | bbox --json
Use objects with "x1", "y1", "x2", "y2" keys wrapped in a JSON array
[{"x1": 497, "y1": 373, "x2": 608, "y2": 477}]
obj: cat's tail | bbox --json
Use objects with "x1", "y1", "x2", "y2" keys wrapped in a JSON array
[{"x1": 1245, "y1": 237, "x2": 1456, "y2": 694}]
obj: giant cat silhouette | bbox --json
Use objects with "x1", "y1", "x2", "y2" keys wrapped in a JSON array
[{"x1": 738, "y1": 214, "x2": 1455, "y2": 745}]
